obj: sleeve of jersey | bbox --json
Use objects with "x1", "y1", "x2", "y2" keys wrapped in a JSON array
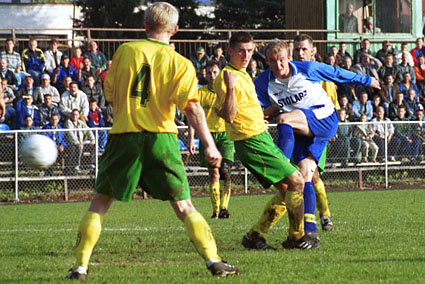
[
  {"x1": 212, "y1": 72, "x2": 226, "y2": 111},
  {"x1": 301, "y1": 62, "x2": 372, "y2": 86},
  {"x1": 254, "y1": 71, "x2": 272, "y2": 108},
  {"x1": 174, "y1": 62, "x2": 199, "y2": 115}
]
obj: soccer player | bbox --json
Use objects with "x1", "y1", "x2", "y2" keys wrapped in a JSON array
[
  {"x1": 65, "y1": 2, "x2": 239, "y2": 280},
  {"x1": 214, "y1": 31, "x2": 317, "y2": 251},
  {"x1": 292, "y1": 34, "x2": 337, "y2": 233},
  {"x1": 188, "y1": 61, "x2": 234, "y2": 219},
  {"x1": 253, "y1": 39, "x2": 380, "y2": 245}
]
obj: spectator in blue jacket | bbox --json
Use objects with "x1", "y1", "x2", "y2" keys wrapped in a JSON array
[
  {"x1": 43, "y1": 113, "x2": 66, "y2": 175},
  {"x1": 52, "y1": 54, "x2": 82, "y2": 90},
  {"x1": 352, "y1": 91, "x2": 373, "y2": 121},
  {"x1": 21, "y1": 38, "x2": 45, "y2": 87},
  {"x1": 14, "y1": 95, "x2": 40, "y2": 129}
]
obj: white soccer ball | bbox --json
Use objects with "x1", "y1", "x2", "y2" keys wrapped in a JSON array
[{"x1": 21, "y1": 134, "x2": 58, "y2": 169}]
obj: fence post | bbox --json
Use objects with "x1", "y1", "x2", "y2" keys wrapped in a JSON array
[
  {"x1": 244, "y1": 168, "x2": 248, "y2": 194},
  {"x1": 14, "y1": 132, "x2": 19, "y2": 202},
  {"x1": 95, "y1": 129, "x2": 98, "y2": 177},
  {"x1": 384, "y1": 122, "x2": 388, "y2": 189}
]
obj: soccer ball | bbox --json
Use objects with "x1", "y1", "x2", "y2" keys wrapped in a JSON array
[{"x1": 21, "y1": 134, "x2": 58, "y2": 169}]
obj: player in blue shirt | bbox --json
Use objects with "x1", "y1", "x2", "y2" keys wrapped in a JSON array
[{"x1": 253, "y1": 39, "x2": 380, "y2": 246}]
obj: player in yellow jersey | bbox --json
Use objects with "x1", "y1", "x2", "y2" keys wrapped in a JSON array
[
  {"x1": 65, "y1": 2, "x2": 239, "y2": 280},
  {"x1": 214, "y1": 31, "x2": 318, "y2": 250},
  {"x1": 188, "y1": 61, "x2": 234, "y2": 219}
]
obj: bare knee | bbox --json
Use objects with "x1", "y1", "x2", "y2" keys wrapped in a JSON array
[
  {"x1": 88, "y1": 193, "x2": 115, "y2": 215},
  {"x1": 170, "y1": 199, "x2": 198, "y2": 221},
  {"x1": 283, "y1": 170, "x2": 305, "y2": 193}
]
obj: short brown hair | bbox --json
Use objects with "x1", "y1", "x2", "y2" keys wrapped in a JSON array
[{"x1": 229, "y1": 32, "x2": 254, "y2": 49}]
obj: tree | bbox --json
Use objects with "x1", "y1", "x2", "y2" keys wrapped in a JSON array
[
  {"x1": 213, "y1": 0, "x2": 285, "y2": 39},
  {"x1": 76, "y1": 0, "x2": 210, "y2": 40},
  {"x1": 76, "y1": 0, "x2": 145, "y2": 39}
]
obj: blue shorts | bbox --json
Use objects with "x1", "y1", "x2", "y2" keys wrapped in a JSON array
[{"x1": 292, "y1": 106, "x2": 338, "y2": 165}]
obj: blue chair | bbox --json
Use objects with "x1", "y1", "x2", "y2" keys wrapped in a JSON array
[
  {"x1": 0, "y1": 124, "x2": 10, "y2": 131},
  {"x1": 178, "y1": 139, "x2": 187, "y2": 151}
]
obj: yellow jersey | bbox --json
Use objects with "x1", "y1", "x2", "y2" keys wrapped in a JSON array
[
  {"x1": 105, "y1": 38, "x2": 199, "y2": 134},
  {"x1": 320, "y1": 81, "x2": 340, "y2": 110},
  {"x1": 198, "y1": 85, "x2": 225, "y2": 132},
  {"x1": 214, "y1": 64, "x2": 267, "y2": 141}
]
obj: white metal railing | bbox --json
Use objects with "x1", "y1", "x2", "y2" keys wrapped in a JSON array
[{"x1": 0, "y1": 121, "x2": 424, "y2": 202}]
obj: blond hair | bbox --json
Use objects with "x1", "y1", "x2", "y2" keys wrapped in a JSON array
[
  {"x1": 264, "y1": 39, "x2": 290, "y2": 59},
  {"x1": 144, "y1": 2, "x2": 179, "y2": 33}
]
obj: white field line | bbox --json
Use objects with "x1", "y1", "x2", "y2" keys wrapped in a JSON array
[{"x1": 0, "y1": 225, "x2": 292, "y2": 234}]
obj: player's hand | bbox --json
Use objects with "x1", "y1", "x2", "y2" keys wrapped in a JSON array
[
  {"x1": 204, "y1": 146, "x2": 222, "y2": 168},
  {"x1": 370, "y1": 77, "x2": 381, "y2": 90},
  {"x1": 188, "y1": 141, "x2": 197, "y2": 155},
  {"x1": 223, "y1": 70, "x2": 237, "y2": 90}
]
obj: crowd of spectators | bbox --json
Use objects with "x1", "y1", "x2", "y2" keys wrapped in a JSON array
[
  {"x1": 0, "y1": 38, "x2": 111, "y2": 173},
  {"x1": 187, "y1": 37, "x2": 425, "y2": 164},
  {"x1": 316, "y1": 37, "x2": 425, "y2": 164}
]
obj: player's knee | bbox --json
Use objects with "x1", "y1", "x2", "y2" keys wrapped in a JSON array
[
  {"x1": 219, "y1": 159, "x2": 232, "y2": 181},
  {"x1": 285, "y1": 170, "x2": 304, "y2": 192}
]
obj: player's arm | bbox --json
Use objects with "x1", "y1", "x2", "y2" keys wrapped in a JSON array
[
  {"x1": 185, "y1": 101, "x2": 222, "y2": 168},
  {"x1": 263, "y1": 106, "x2": 280, "y2": 118},
  {"x1": 305, "y1": 61, "x2": 381, "y2": 90},
  {"x1": 218, "y1": 70, "x2": 237, "y2": 123},
  {"x1": 187, "y1": 124, "x2": 197, "y2": 155}
]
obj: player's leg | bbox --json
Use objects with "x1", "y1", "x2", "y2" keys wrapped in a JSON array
[
  {"x1": 280, "y1": 171, "x2": 318, "y2": 249},
  {"x1": 218, "y1": 159, "x2": 232, "y2": 218},
  {"x1": 296, "y1": 155, "x2": 319, "y2": 241},
  {"x1": 314, "y1": 146, "x2": 333, "y2": 231},
  {"x1": 216, "y1": 134, "x2": 234, "y2": 219},
  {"x1": 276, "y1": 110, "x2": 313, "y2": 159},
  {"x1": 67, "y1": 133, "x2": 145, "y2": 280},
  {"x1": 235, "y1": 132, "x2": 316, "y2": 249},
  {"x1": 207, "y1": 168, "x2": 221, "y2": 218},
  {"x1": 200, "y1": 137, "x2": 221, "y2": 219},
  {"x1": 244, "y1": 191, "x2": 287, "y2": 250},
  {"x1": 170, "y1": 199, "x2": 239, "y2": 276},
  {"x1": 142, "y1": 133, "x2": 238, "y2": 277},
  {"x1": 66, "y1": 193, "x2": 114, "y2": 280}
]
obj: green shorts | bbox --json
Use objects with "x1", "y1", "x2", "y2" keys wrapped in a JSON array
[
  {"x1": 95, "y1": 132, "x2": 190, "y2": 202},
  {"x1": 317, "y1": 144, "x2": 327, "y2": 174},
  {"x1": 199, "y1": 132, "x2": 234, "y2": 168},
  {"x1": 235, "y1": 131, "x2": 298, "y2": 189}
]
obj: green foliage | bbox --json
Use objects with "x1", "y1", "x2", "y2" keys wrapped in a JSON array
[
  {"x1": 76, "y1": 0, "x2": 145, "y2": 39},
  {"x1": 213, "y1": 0, "x2": 285, "y2": 38},
  {"x1": 76, "y1": 0, "x2": 210, "y2": 39},
  {"x1": 1, "y1": 190, "x2": 425, "y2": 282}
]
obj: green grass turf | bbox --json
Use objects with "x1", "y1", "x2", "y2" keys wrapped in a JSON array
[{"x1": 0, "y1": 189, "x2": 424, "y2": 283}]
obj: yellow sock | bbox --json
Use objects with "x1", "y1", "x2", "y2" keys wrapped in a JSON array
[
  {"x1": 285, "y1": 191, "x2": 304, "y2": 240},
  {"x1": 210, "y1": 181, "x2": 220, "y2": 214},
  {"x1": 250, "y1": 193, "x2": 287, "y2": 238},
  {"x1": 219, "y1": 180, "x2": 231, "y2": 210},
  {"x1": 314, "y1": 178, "x2": 331, "y2": 217},
  {"x1": 184, "y1": 212, "x2": 220, "y2": 261},
  {"x1": 73, "y1": 211, "x2": 103, "y2": 270}
]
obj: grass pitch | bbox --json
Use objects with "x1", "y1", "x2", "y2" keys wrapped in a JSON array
[{"x1": 1, "y1": 189, "x2": 424, "y2": 283}]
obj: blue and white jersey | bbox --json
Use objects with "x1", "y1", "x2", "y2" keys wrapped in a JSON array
[{"x1": 255, "y1": 61, "x2": 372, "y2": 116}]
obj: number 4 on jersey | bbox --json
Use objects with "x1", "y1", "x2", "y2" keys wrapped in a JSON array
[{"x1": 131, "y1": 64, "x2": 150, "y2": 106}]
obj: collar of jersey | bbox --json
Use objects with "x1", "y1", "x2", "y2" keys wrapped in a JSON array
[
  {"x1": 147, "y1": 38, "x2": 169, "y2": 47},
  {"x1": 227, "y1": 64, "x2": 248, "y2": 76},
  {"x1": 207, "y1": 85, "x2": 215, "y2": 93}
]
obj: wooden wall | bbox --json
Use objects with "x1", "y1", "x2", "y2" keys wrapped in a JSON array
[{"x1": 285, "y1": 0, "x2": 326, "y2": 55}]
